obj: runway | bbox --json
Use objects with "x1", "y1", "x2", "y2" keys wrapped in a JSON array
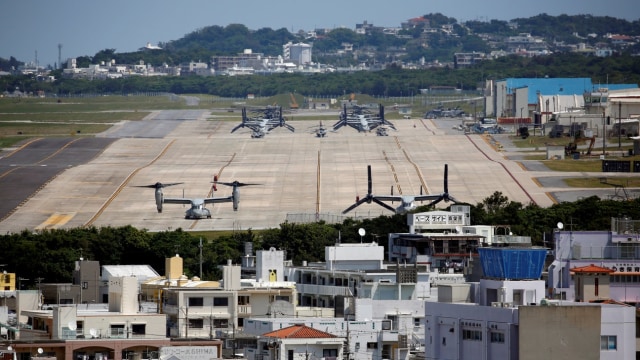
[{"x1": 0, "y1": 109, "x2": 636, "y2": 233}]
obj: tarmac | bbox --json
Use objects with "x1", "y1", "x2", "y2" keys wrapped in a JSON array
[{"x1": 0, "y1": 110, "x2": 638, "y2": 234}]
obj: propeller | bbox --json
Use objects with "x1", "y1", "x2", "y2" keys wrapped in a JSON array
[
  {"x1": 134, "y1": 182, "x2": 183, "y2": 213},
  {"x1": 213, "y1": 180, "x2": 261, "y2": 211},
  {"x1": 215, "y1": 181, "x2": 260, "y2": 188},
  {"x1": 342, "y1": 165, "x2": 396, "y2": 214},
  {"x1": 134, "y1": 182, "x2": 183, "y2": 189},
  {"x1": 425, "y1": 164, "x2": 458, "y2": 207}
]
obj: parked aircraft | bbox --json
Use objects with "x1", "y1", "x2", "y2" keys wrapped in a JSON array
[
  {"x1": 309, "y1": 121, "x2": 328, "y2": 137},
  {"x1": 231, "y1": 106, "x2": 295, "y2": 137},
  {"x1": 342, "y1": 164, "x2": 457, "y2": 214},
  {"x1": 135, "y1": 178, "x2": 258, "y2": 219},
  {"x1": 333, "y1": 103, "x2": 395, "y2": 132}
]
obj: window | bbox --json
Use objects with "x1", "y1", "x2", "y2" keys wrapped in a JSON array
[
  {"x1": 414, "y1": 317, "x2": 422, "y2": 327},
  {"x1": 212, "y1": 318, "x2": 228, "y2": 328},
  {"x1": 188, "y1": 297, "x2": 203, "y2": 307},
  {"x1": 600, "y1": 335, "x2": 617, "y2": 350},
  {"x1": 188, "y1": 319, "x2": 204, "y2": 329},
  {"x1": 323, "y1": 349, "x2": 337, "y2": 358},
  {"x1": 214, "y1": 297, "x2": 229, "y2": 306},
  {"x1": 595, "y1": 278, "x2": 599, "y2": 297},
  {"x1": 366, "y1": 342, "x2": 377, "y2": 349},
  {"x1": 110, "y1": 324, "x2": 125, "y2": 338},
  {"x1": 238, "y1": 296, "x2": 250, "y2": 305},
  {"x1": 131, "y1": 323, "x2": 146, "y2": 336},
  {"x1": 490, "y1": 332, "x2": 505, "y2": 343},
  {"x1": 462, "y1": 329, "x2": 482, "y2": 341}
]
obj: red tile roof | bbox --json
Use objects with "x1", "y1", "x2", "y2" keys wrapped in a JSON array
[
  {"x1": 571, "y1": 264, "x2": 615, "y2": 274},
  {"x1": 262, "y1": 324, "x2": 337, "y2": 339}
]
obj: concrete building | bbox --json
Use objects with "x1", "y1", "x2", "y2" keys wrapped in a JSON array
[
  {"x1": 283, "y1": 42, "x2": 312, "y2": 65},
  {"x1": 248, "y1": 324, "x2": 343, "y2": 360},
  {"x1": 425, "y1": 247, "x2": 636, "y2": 360},
  {"x1": 548, "y1": 217, "x2": 640, "y2": 303}
]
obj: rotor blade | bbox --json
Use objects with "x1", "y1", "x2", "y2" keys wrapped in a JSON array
[
  {"x1": 372, "y1": 198, "x2": 397, "y2": 212},
  {"x1": 342, "y1": 198, "x2": 369, "y2": 214},
  {"x1": 367, "y1": 165, "x2": 372, "y2": 195},
  {"x1": 215, "y1": 181, "x2": 260, "y2": 187},
  {"x1": 134, "y1": 182, "x2": 183, "y2": 189},
  {"x1": 444, "y1": 164, "x2": 449, "y2": 194},
  {"x1": 425, "y1": 196, "x2": 444, "y2": 207}
]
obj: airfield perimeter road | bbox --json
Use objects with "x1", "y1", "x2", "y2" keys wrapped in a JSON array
[{"x1": 1, "y1": 109, "x2": 638, "y2": 234}]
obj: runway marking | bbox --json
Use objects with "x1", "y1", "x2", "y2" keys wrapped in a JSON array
[
  {"x1": 0, "y1": 138, "x2": 43, "y2": 159},
  {"x1": 36, "y1": 212, "x2": 76, "y2": 230},
  {"x1": 466, "y1": 134, "x2": 537, "y2": 205},
  {"x1": 385, "y1": 136, "x2": 430, "y2": 195},
  {"x1": 84, "y1": 139, "x2": 177, "y2": 227}
]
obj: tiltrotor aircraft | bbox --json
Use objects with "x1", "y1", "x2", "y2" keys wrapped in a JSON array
[
  {"x1": 135, "y1": 178, "x2": 258, "y2": 219},
  {"x1": 333, "y1": 103, "x2": 396, "y2": 133},
  {"x1": 342, "y1": 164, "x2": 458, "y2": 214},
  {"x1": 231, "y1": 106, "x2": 295, "y2": 137}
]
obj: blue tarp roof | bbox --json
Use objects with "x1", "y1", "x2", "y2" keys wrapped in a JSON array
[
  {"x1": 478, "y1": 247, "x2": 546, "y2": 280},
  {"x1": 503, "y1": 78, "x2": 638, "y2": 103}
]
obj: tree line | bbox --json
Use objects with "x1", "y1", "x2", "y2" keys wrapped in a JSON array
[
  {"x1": 2, "y1": 192, "x2": 638, "y2": 288},
  {"x1": 1, "y1": 53, "x2": 639, "y2": 98}
]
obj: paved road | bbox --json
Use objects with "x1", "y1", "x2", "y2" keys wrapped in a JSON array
[{"x1": 0, "y1": 112, "x2": 637, "y2": 233}]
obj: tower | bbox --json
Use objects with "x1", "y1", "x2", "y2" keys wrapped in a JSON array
[{"x1": 58, "y1": 43, "x2": 62, "y2": 69}]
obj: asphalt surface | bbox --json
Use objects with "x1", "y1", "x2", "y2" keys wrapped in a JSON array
[{"x1": 0, "y1": 112, "x2": 637, "y2": 234}]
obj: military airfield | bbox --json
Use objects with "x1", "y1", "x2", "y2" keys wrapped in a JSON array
[{"x1": 1, "y1": 104, "x2": 637, "y2": 234}]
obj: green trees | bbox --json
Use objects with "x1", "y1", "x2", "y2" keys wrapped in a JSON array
[{"x1": 1, "y1": 193, "x2": 639, "y2": 288}]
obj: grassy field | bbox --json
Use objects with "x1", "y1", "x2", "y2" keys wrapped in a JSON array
[{"x1": 506, "y1": 133, "x2": 640, "y2": 189}]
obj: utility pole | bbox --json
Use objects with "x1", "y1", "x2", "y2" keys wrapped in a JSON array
[
  {"x1": 618, "y1": 102, "x2": 622, "y2": 148},
  {"x1": 199, "y1": 237, "x2": 203, "y2": 279}
]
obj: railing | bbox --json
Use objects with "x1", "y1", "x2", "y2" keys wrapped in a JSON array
[{"x1": 296, "y1": 284, "x2": 352, "y2": 297}]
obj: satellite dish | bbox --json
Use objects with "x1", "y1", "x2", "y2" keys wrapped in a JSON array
[
  {"x1": 358, "y1": 228, "x2": 366, "y2": 237},
  {"x1": 68, "y1": 321, "x2": 77, "y2": 331},
  {"x1": 557, "y1": 222, "x2": 564, "y2": 230},
  {"x1": 455, "y1": 226, "x2": 462, "y2": 233},
  {"x1": 89, "y1": 328, "x2": 97, "y2": 337},
  {"x1": 7, "y1": 346, "x2": 12, "y2": 351},
  {"x1": 37, "y1": 348, "x2": 43, "y2": 354}
]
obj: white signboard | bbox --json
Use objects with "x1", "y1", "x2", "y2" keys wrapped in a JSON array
[{"x1": 160, "y1": 346, "x2": 219, "y2": 360}]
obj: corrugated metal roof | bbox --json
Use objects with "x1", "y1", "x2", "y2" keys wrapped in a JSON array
[
  {"x1": 102, "y1": 265, "x2": 160, "y2": 279},
  {"x1": 504, "y1": 78, "x2": 638, "y2": 103}
]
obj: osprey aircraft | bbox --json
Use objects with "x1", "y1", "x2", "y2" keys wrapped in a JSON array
[
  {"x1": 135, "y1": 178, "x2": 258, "y2": 219},
  {"x1": 231, "y1": 106, "x2": 295, "y2": 138},
  {"x1": 342, "y1": 164, "x2": 458, "y2": 214},
  {"x1": 333, "y1": 103, "x2": 396, "y2": 133}
]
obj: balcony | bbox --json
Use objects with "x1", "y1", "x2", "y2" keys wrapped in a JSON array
[{"x1": 296, "y1": 284, "x2": 352, "y2": 297}]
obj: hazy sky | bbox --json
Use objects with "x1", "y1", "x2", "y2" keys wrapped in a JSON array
[{"x1": 1, "y1": 0, "x2": 639, "y2": 67}]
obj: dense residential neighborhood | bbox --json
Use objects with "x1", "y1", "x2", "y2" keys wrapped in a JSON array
[
  {"x1": 2, "y1": 209, "x2": 640, "y2": 359},
  {"x1": 2, "y1": 13, "x2": 639, "y2": 80}
]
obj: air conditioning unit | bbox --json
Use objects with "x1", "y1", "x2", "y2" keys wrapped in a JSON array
[
  {"x1": 502, "y1": 302, "x2": 513, "y2": 308},
  {"x1": 491, "y1": 302, "x2": 501, "y2": 307}
]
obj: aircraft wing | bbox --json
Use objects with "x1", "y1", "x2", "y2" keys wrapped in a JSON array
[
  {"x1": 203, "y1": 196, "x2": 233, "y2": 204},
  {"x1": 163, "y1": 198, "x2": 193, "y2": 205},
  {"x1": 413, "y1": 194, "x2": 444, "y2": 202},
  {"x1": 373, "y1": 195, "x2": 404, "y2": 202}
]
